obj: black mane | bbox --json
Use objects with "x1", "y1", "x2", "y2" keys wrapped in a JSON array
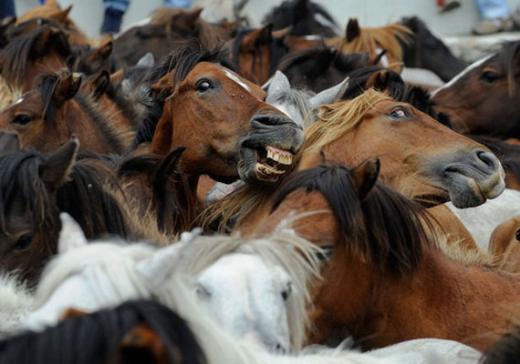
[
  {"x1": 0, "y1": 26, "x2": 71, "y2": 87},
  {"x1": 0, "y1": 300, "x2": 206, "y2": 364},
  {"x1": 262, "y1": 0, "x2": 338, "y2": 37},
  {"x1": 272, "y1": 164, "x2": 432, "y2": 276}
]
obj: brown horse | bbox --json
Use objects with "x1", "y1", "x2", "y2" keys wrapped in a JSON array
[
  {"x1": 432, "y1": 41, "x2": 520, "y2": 138},
  {"x1": 325, "y1": 18, "x2": 412, "y2": 69},
  {"x1": 260, "y1": 163, "x2": 520, "y2": 351},
  {"x1": 113, "y1": 8, "x2": 236, "y2": 67},
  {"x1": 0, "y1": 134, "x2": 136, "y2": 285},
  {"x1": 204, "y1": 89, "x2": 505, "y2": 233},
  {"x1": 489, "y1": 215, "x2": 520, "y2": 273},
  {"x1": 0, "y1": 70, "x2": 135, "y2": 154},
  {"x1": 228, "y1": 25, "x2": 291, "y2": 84},
  {"x1": 133, "y1": 45, "x2": 302, "y2": 229}
]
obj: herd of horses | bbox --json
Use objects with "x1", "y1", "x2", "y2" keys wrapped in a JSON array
[{"x1": 3, "y1": 0, "x2": 520, "y2": 363}]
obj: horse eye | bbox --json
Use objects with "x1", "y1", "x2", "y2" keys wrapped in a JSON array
[
  {"x1": 515, "y1": 229, "x2": 520, "y2": 241},
  {"x1": 281, "y1": 283, "x2": 292, "y2": 301},
  {"x1": 480, "y1": 70, "x2": 500, "y2": 84},
  {"x1": 12, "y1": 114, "x2": 32, "y2": 126},
  {"x1": 389, "y1": 107, "x2": 409, "y2": 120},
  {"x1": 14, "y1": 234, "x2": 32, "y2": 251},
  {"x1": 196, "y1": 79, "x2": 213, "y2": 93}
]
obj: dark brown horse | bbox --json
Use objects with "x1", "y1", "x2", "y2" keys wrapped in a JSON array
[
  {"x1": 0, "y1": 70, "x2": 135, "y2": 154},
  {"x1": 432, "y1": 41, "x2": 520, "y2": 138},
  {"x1": 0, "y1": 134, "x2": 134, "y2": 285}
]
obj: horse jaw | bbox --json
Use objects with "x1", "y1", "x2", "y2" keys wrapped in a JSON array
[{"x1": 58, "y1": 213, "x2": 88, "y2": 254}]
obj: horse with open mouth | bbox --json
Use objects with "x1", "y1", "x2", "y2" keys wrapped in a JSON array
[
  {"x1": 203, "y1": 88, "x2": 505, "y2": 233},
  {"x1": 137, "y1": 43, "x2": 303, "y2": 193}
]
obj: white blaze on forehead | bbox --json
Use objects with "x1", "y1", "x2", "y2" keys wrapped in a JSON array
[
  {"x1": 13, "y1": 97, "x2": 24, "y2": 105},
  {"x1": 224, "y1": 70, "x2": 251, "y2": 92},
  {"x1": 431, "y1": 54, "x2": 495, "y2": 97}
]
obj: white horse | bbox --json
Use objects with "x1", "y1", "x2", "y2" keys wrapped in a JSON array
[{"x1": 23, "y1": 213, "x2": 322, "y2": 353}]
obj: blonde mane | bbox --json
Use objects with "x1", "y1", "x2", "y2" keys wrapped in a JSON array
[
  {"x1": 326, "y1": 22, "x2": 412, "y2": 65},
  {"x1": 199, "y1": 89, "x2": 391, "y2": 230}
]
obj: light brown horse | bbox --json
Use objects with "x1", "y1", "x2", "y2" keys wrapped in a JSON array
[
  {"x1": 204, "y1": 89, "x2": 505, "y2": 233},
  {"x1": 260, "y1": 162, "x2": 520, "y2": 352},
  {"x1": 0, "y1": 70, "x2": 135, "y2": 154},
  {"x1": 325, "y1": 18, "x2": 411, "y2": 70},
  {"x1": 489, "y1": 215, "x2": 520, "y2": 273},
  {"x1": 133, "y1": 45, "x2": 303, "y2": 228}
]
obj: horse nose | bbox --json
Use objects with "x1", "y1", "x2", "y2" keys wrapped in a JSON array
[
  {"x1": 251, "y1": 114, "x2": 302, "y2": 129},
  {"x1": 476, "y1": 150, "x2": 499, "y2": 173}
]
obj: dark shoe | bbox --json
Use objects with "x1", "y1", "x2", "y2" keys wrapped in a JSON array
[{"x1": 101, "y1": 8, "x2": 124, "y2": 35}]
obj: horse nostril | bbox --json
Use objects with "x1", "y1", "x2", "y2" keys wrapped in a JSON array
[
  {"x1": 274, "y1": 343, "x2": 286, "y2": 353},
  {"x1": 476, "y1": 150, "x2": 497, "y2": 169},
  {"x1": 253, "y1": 115, "x2": 280, "y2": 126}
]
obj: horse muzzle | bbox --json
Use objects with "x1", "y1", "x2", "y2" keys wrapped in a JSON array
[
  {"x1": 439, "y1": 150, "x2": 505, "y2": 208},
  {"x1": 238, "y1": 114, "x2": 304, "y2": 184}
]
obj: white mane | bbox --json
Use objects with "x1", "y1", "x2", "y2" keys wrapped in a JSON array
[
  {"x1": 0, "y1": 274, "x2": 33, "y2": 338},
  {"x1": 174, "y1": 228, "x2": 323, "y2": 350}
]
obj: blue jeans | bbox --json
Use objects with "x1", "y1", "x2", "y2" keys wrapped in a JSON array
[
  {"x1": 103, "y1": 0, "x2": 192, "y2": 12},
  {"x1": 475, "y1": 0, "x2": 510, "y2": 20},
  {"x1": 0, "y1": 0, "x2": 16, "y2": 18}
]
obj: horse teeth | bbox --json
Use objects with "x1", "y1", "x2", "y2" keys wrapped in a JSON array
[
  {"x1": 256, "y1": 162, "x2": 285, "y2": 175},
  {"x1": 265, "y1": 146, "x2": 293, "y2": 166}
]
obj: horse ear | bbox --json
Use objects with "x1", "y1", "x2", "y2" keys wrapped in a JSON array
[
  {"x1": 258, "y1": 23, "x2": 274, "y2": 43},
  {"x1": 369, "y1": 69, "x2": 405, "y2": 99},
  {"x1": 0, "y1": 131, "x2": 20, "y2": 157},
  {"x1": 94, "y1": 40, "x2": 113, "y2": 61},
  {"x1": 137, "y1": 52, "x2": 155, "y2": 68},
  {"x1": 58, "y1": 212, "x2": 88, "y2": 254},
  {"x1": 152, "y1": 147, "x2": 185, "y2": 188},
  {"x1": 39, "y1": 137, "x2": 79, "y2": 191},
  {"x1": 266, "y1": 71, "x2": 291, "y2": 97},
  {"x1": 351, "y1": 158, "x2": 380, "y2": 200},
  {"x1": 118, "y1": 324, "x2": 169, "y2": 364},
  {"x1": 272, "y1": 26, "x2": 291, "y2": 39},
  {"x1": 91, "y1": 70, "x2": 110, "y2": 100},
  {"x1": 309, "y1": 76, "x2": 350, "y2": 108},
  {"x1": 346, "y1": 18, "x2": 361, "y2": 42},
  {"x1": 49, "y1": 5, "x2": 73, "y2": 23},
  {"x1": 135, "y1": 243, "x2": 184, "y2": 288},
  {"x1": 52, "y1": 72, "x2": 82, "y2": 106},
  {"x1": 172, "y1": 7, "x2": 203, "y2": 31},
  {"x1": 110, "y1": 69, "x2": 124, "y2": 85},
  {"x1": 294, "y1": 0, "x2": 310, "y2": 19}
]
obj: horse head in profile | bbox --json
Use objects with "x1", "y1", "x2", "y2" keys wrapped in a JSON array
[
  {"x1": 432, "y1": 41, "x2": 520, "y2": 138},
  {"x1": 141, "y1": 44, "x2": 303, "y2": 185}
]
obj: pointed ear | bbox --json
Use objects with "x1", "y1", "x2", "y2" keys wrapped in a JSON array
[
  {"x1": 31, "y1": 27, "x2": 60, "y2": 56},
  {"x1": 91, "y1": 70, "x2": 110, "y2": 100},
  {"x1": 52, "y1": 72, "x2": 82, "y2": 106},
  {"x1": 0, "y1": 132, "x2": 20, "y2": 157},
  {"x1": 266, "y1": 71, "x2": 291, "y2": 98},
  {"x1": 172, "y1": 8, "x2": 203, "y2": 31},
  {"x1": 58, "y1": 212, "x2": 87, "y2": 254},
  {"x1": 39, "y1": 137, "x2": 79, "y2": 192},
  {"x1": 346, "y1": 18, "x2": 360, "y2": 42},
  {"x1": 369, "y1": 69, "x2": 404, "y2": 99},
  {"x1": 152, "y1": 147, "x2": 185, "y2": 189},
  {"x1": 110, "y1": 69, "x2": 124, "y2": 85},
  {"x1": 49, "y1": 5, "x2": 73, "y2": 23},
  {"x1": 257, "y1": 23, "x2": 274, "y2": 44},
  {"x1": 309, "y1": 76, "x2": 350, "y2": 108},
  {"x1": 94, "y1": 40, "x2": 113, "y2": 61},
  {"x1": 135, "y1": 243, "x2": 184, "y2": 288},
  {"x1": 272, "y1": 26, "x2": 291, "y2": 39},
  {"x1": 150, "y1": 74, "x2": 174, "y2": 101},
  {"x1": 118, "y1": 324, "x2": 169, "y2": 364},
  {"x1": 351, "y1": 158, "x2": 380, "y2": 200}
]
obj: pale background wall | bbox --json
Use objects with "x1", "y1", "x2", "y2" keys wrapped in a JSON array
[{"x1": 13, "y1": 0, "x2": 520, "y2": 38}]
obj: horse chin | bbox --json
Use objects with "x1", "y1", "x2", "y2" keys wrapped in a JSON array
[{"x1": 445, "y1": 173, "x2": 504, "y2": 208}]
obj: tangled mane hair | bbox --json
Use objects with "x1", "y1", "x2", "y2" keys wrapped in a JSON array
[
  {"x1": 262, "y1": 0, "x2": 338, "y2": 37},
  {"x1": 173, "y1": 229, "x2": 323, "y2": 349},
  {"x1": 271, "y1": 164, "x2": 434, "y2": 276},
  {"x1": 0, "y1": 26, "x2": 71, "y2": 88},
  {"x1": 133, "y1": 42, "x2": 233, "y2": 145},
  {"x1": 326, "y1": 20, "x2": 412, "y2": 63},
  {"x1": 0, "y1": 300, "x2": 206, "y2": 364}
]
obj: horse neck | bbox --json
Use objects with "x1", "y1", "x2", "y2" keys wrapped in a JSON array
[{"x1": 361, "y1": 246, "x2": 520, "y2": 351}]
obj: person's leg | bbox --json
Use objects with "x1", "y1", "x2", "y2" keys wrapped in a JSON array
[
  {"x1": 163, "y1": 0, "x2": 192, "y2": 9},
  {"x1": 475, "y1": 0, "x2": 510, "y2": 20},
  {"x1": 101, "y1": 0, "x2": 130, "y2": 34},
  {"x1": 0, "y1": 0, "x2": 16, "y2": 18}
]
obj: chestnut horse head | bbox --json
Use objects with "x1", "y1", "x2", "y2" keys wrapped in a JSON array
[
  {"x1": 432, "y1": 42, "x2": 520, "y2": 138},
  {"x1": 302, "y1": 89, "x2": 505, "y2": 207},
  {"x1": 0, "y1": 70, "x2": 134, "y2": 154},
  {"x1": 141, "y1": 44, "x2": 303, "y2": 185}
]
